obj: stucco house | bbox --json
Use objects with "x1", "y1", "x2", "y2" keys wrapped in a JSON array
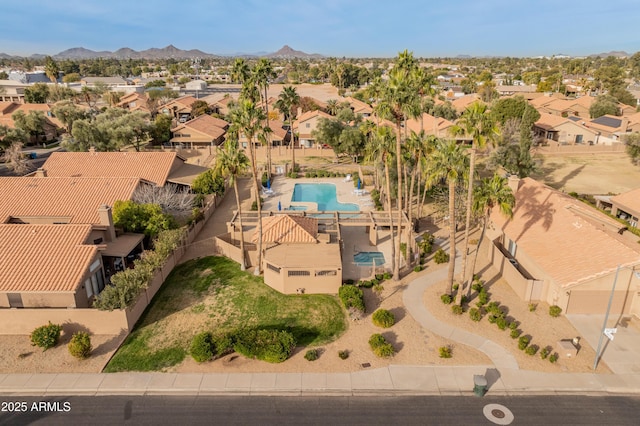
[
  {"x1": 159, "y1": 95, "x2": 199, "y2": 123},
  {"x1": 486, "y1": 177, "x2": 640, "y2": 316},
  {"x1": 406, "y1": 112, "x2": 455, "y2": 137},
  {"x1": 293, "y1": 110, "x2": 332, "y2": 148},
  {"x1": 534, "y1": 114, "x2": 600, "y2": 145},
  {"x1": 170, "y1": 113, "x2": 227, "y2": 150},
  {"x1": 596, "y1": 187, "x2": 640, "y2": 228},
  {"x1": 255, "y1": 215, "x2": 342, "y2": 294},
  {"x1": 0, "y1": 176, "x2": 147, "y2": 308}
]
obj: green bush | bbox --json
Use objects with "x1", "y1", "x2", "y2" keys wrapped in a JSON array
[
  {"x1": 383, "y1": 272, "x2": 392, "y2": 280},
  {"x1": 549, "y1": 353, "x2": 559, "y2": 363},
  {"x1": 375, "y1": 274, "x2": 384, "y2": 281},
  {"x1": 372, "y1": 309, "x2": 395, "y2": 328},
  {"x1": 460, "y1": 295, "x2": 468, "y2": 305},
  {"x1": 68, "y1": 332, "x2": 92, "y2": 359},
  {"x1": 233, "y1": 329, "x2": 296, "y2": 363},
  {"x1": 30, "y1": 322, "x2": 62, "y2": 351},
  {"x1": 418, "y1": 233, "x2": 435, "y2": 255},
  {"x1": 510, "y1": 328, "x2": 521, "y2": 339},
  {"x1": 190, "y1": 331, "x2": 214, "y2": 363},
  {"x1": 451, "y1": 304, "x2": 464, "y2": 315},
  {"x1": 549, "y1": 305, "x2": 562, "y2": 318},
  {"x1": 469, "y1": 308, "x2": 482, "y2": 322},
  {"x1": 441, "y1": 294, "x2": 453, "y2": 305},
  {"x1": 478, "y1": 289, "x2": 489, "y2": 305},
  {"x1": 338, "y1": 350, "x2": 349, "y2": 360},
  {"x1": 540, "y1": 347, "x2": 550, "y2": 359},
  {"x1": 368, "y1": 334, "x2": 395, "y2": 358},
  {"x1": 304, "y1": 349, "x2": 319, "y2": 361},
  {"x1": 471, "y1": 281, "x2": 484, "y2": 292},
  {"x1": 496, "y1": 317, "x2": 508, "y2": 330},
  {"x1": 338, "y1": 285, "x2": 365, "y2": 312},
  {"x1": 518, "y1": 336, "x2": 530, "y2": 350},
  {"x1": 434, "y1": 248, "x2": 449, "y2": 264},
  {"x1": 211, "y1": 333, "x2": 234, "y2": 357},
  {"x1": 528, "y1": 303, "x2": 537, "y2": 312},
  {"x1": 439, "y1": 346, "x2": 452, "y2": 358},
  {"x1": 525, "y1": 345, "x2": 539, "y2": 356},
  {"x1": 509, "y1": 321, "x2": 519, "y2": 331},
  {"x1": 413, "y1": 265, "x2": 423, "y2": 272}
]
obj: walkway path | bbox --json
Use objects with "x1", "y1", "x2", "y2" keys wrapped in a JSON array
[{"x1": 403, "y1": 239, "x2": 520, "y2": 370}]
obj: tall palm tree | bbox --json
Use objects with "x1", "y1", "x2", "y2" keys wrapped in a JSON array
[
  {"x1": 425, "y1": 139, "x2": 469, "y2": 294},
  {"x1": 253, "y1": 59, "x2": 277, "y2": 177},
  {"x1": 214, "y1": 135, "x2": 251, "y2": 270},
  {"x1": 274, "y1": 86, "x2": 300, "y2": 158},
  {"x1": 467, "y1": 173, "x2": 515, "y2": 297},
  {"x1": 231, "y1": 58, "x2": 250, "y2": 84},
  {"x1": 44, "y1": 56, "x2": 59, "y2": 84},
  {"x1": 450, "y1": 101, "x2": 499, "y2": 303},
  {"x1": 375, "y1": 52, "x2": 420, "y2": 281},
  {"x1": 326, "y1": 99, "x2": 339, "y2": 116},
  {"x1": 365, "y1": 125, "x2": 397, "y2": 277},
  {"x1": 229, "y1": 98, "x2": 267, "y2": 275}
]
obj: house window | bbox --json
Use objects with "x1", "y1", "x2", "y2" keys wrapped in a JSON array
[
  {"x1": 507, "y1": 238, "x2": 517, "y2": 257},
  {"x1": 267, "y1": 263, "x2": 281, "y2": 274},
  {"x1": 288, "y1": 270, "x2": 310, "y2": 277},
  {"x1": 316, "y1": 270, "x2": 337, "y2": 276},
  {"x1": 7, "y1": 293, "x2": 23, "y2": 308},
  {"x1": 305, "y1": 123, "x2": 310, "y2": 128}
]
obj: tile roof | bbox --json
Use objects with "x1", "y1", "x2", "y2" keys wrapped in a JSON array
[
  {"x1": 171, "y1": 114, "x2": 226, "y2": 139},
  {"x1": 406, "y1": 113, "x2": 454, "y2": 135},
  {"x1": 41, "y1": 151, "x2": 181, "y2": 186},
  {"x1": 253, "y1": 215, "x2": 318, "y2": 244},
  {"x1": 0, "y1": 177, "x2": 139, "y2": 224},
  {"x1": 611, "y1": 187, "x2": 640, "y2": 215},
  {"x1": 492, "y1": 178, "x2": 640, "y2": 288},
  {"x1": 0, "y1": 224, "x2": 98, "y2": 293},
  {"x1": 268, "y1": 120, "x2": 288, "y2": 139},
  {"x1": 535, "y1": 113, "x2": 572, "y2": 130}
]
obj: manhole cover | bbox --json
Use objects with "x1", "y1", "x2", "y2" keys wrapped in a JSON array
[
  {"x1": 483, "y1": 404, "x2": 514, "y2": 425},
  {"x1": 361, "y1": 363, "x2": 371, "y2": 368}
]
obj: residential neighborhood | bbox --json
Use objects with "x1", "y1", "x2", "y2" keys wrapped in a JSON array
[{"x1": 2, "y1": 5, "x2": 640, "y2": 422}]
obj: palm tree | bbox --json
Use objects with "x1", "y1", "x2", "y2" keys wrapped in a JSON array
[
  {"x1": 467, "y1": 173, "x2": 515, "y2": 297},
  {"x1": 326, "y1": 99, "x2": 339, "y2": 116},
  {"x1": 450, "y1": 101, "x2": 499, "y2": 303},
  {"x1": 425, "y1": 139, "x2": 469, "y2": 294},
  {"x1": 44, "y1": 56, "x2": 59, "y2": 84},
  {"x1": 274, "y1": 86, "x2": 300, "y2": 158},
  {"x1": 214, "y1": 136, "x2": 251, "y2": 270},
  {"x1": 253, "y1": 59, "x2": 277, "y2": 176},
  {"x1": 231, "y1": 58, "x2": 250, "y2": 84},
  {"x1": 375, "y1": 52, "x2": 420, "y2": 280},
  {"x1": 366, "y1": 125, "x2": 397, "y2": 277},
  {"x1": 229, "y1": 98, "x2": 267, "y2": 275}
]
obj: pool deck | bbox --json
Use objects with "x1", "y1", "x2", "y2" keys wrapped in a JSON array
[
  {"x1": 262, "y1": 177, "x2": 376, "y2": 213},
  {"x1": 262, "y1": 177, "x2": 397, "y2": 281}
]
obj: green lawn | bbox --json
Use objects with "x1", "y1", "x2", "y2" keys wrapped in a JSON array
[{"x1": 104, "y1": 256, "x2": 347, "y2": 372}]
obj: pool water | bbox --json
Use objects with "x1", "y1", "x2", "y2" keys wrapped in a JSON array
[
  {"x1": 354, "y1": 252, "x2": 385, "y2": 266},
  {"x1": 291, "y1": 183, "x2": 358, "y2": 211}
]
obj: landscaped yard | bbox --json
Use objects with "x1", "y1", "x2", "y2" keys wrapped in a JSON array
[{"x1": 104, "y1": 256, "x2": 347, "y2": 372}]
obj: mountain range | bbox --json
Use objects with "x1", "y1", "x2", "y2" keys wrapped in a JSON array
[{"x1": 0, "y1": 45, "x2": 325, "y2": 60}]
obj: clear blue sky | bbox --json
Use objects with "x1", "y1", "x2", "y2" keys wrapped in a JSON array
[{"x1": 2, "y1": 0, "x2": 640, "y2": 57}]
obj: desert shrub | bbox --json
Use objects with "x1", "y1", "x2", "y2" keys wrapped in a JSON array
[
  {"x1": 338, "y1": 285, "x2": 365, "y2": 312},
  {"x1": 413, "y1": 265, "x2": 422, "y2": 273},
  {"x1": 419, "y1": 233, "x2": 435, "y2": 255},
  {"x1": 190, "y1": 331, "x2": 214, "y2": 363},
  {"x1": 478, "y1": 289, "x2": 489, "y2": 305},
  {"x1": 510, "y1": 329, "x2": 521, "y2": 339},
  {"x1": 357, "y1": 280, "x2": 374, "y2": 288},
  {"x1": 549, "y1": 305, "x2": 562, "y2": 318},
  {"x1": 471, "y1": 281, "x2": 484, "y2": 292},
  {"x1": 486, "y1": 302, "x2": 503, "y2": 317},
  {"x1": 549, "y1": 353, "x2": 559, "y2": 363},
  {"x1": 368, "y1": 334, "x2": 394, "y2": 358},
  {"x1": 496, "y1": 317, "x2": 508, "y2": 330},
  {"x1": 375, "y1": 274, "x2": 384, "y2": 281},
  {"x1": 525, "y1": 345, "x2": 539, "y2": 356},
  {"x1": 441, "y1": 294, "x2": 453, "y2": 305},
  {"x1": 487, "y1": 315, "x2": 498, "y2": 324},
  {"x1": 372, "y1": 309, "x2": 395, "y2": 328},
  {"x1": 451, "y1": 304, "x2": 464, "y2": 315},
  {"x1": 304, "y1": 172, "x2": 311, "y2": 178},
  {"x1": 304, "y1": 349, "x2": 319, "y2": 361},
  {"x1": 540, "y1": 347, "x2": 550, "y2": 359},
  {"x1": 469, "y1": 308, "x2": 482, "y2": 322},
  {"x1": 383, "y1": 272, "x2": 392, "y2": 280},
  {"x1": 434, "y1": 248, "x2": 449, "y2": 264},
  {"x1": 509, "y1": 321, "x2": 519, "y2": 331},
  {"x1": 344, "y1": 279, "x2": 354, "y2": 285},
  {"x1": 233, "y1": 329, "x2": 296, "y2": 363},
  {"x1": 211, "y1": 333, "x2": 234, "y2": 357},
  {"x1": 30, "y1": 322, "x2": 62, "y2": 351},
  {"x1": 452, "y1": 283, "x2": 459, "y2": 291},
  {"x1": 68, "y1": 332, "x2": 92, "y2": 359},
  {"x1": 528, "y1": 303, "x2": 537, "y2": 312},
  {"x1": 518, "y1": 336, "x2": 530, "y2": 350},
  {"x1": 338, "y1": 350, "x2": 349, "y2": 360},
  {"x1": 460, "y1": 295, "x2": 468, "y2": 305},
  {"x1": 439, "y1": 346, "x2": 452, "y2": 358}
]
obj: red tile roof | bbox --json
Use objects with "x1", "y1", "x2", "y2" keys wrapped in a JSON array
[
  {"x1": 0, "y1": 224, "x2": 97, "y2": 293},
  {"x1": 253, "y1": 215, "x2": 318, "y2": 244}
]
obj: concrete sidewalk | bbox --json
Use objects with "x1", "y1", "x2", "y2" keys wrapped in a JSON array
[{"x1": 0, "y1": 366, "x2": 639, "y2": 396}]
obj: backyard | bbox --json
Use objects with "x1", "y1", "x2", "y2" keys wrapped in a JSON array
[{"x1": 104, "y1": 256, "x2": 347, "y2": 372}]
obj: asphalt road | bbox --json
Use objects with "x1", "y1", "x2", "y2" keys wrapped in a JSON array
[{"x1": 1, "y1": 395, "x2": 638, "y2": 425}]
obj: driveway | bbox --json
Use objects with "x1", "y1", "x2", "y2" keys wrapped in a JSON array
[{"x1": 566, "y1": 314, "x2": 640, "y2": 374}]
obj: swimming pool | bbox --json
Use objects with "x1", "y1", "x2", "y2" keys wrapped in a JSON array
[
  {"x1": 354, "y1": 252, "x2": 385, "y2": 266},
  {"x1": 291, "y1": 183, "x2": 358, "y2": 211}
]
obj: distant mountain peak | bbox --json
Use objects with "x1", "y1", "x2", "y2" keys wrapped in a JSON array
[{"x1": 266, "y1": 45, "x2": 324, "y2": 59}]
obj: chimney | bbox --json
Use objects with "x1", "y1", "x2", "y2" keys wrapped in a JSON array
[
  {"x1": 88, "y1": 146, "x2": 96, "y2": 154},
  {"x1": 35, "y1": 167, "x2": 47, "y2": 177},
  {"x1": 97, "y1": 205, "x2": 116, "y2": 242},
  {"x1": 507, "y1": 175, "x2": 521, "y2": 194},
  {"x1": 620, "y1": 117, "x2": 629, "y2": 131}
]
